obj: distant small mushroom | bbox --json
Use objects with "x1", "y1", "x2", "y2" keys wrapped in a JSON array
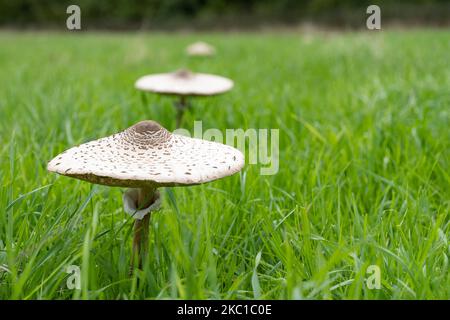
[
  {"x1": 186, "y1": 41, "x2": 216, "y2": 57},
  {"x1": 135, "y1": 69, "x2": 233, "y2": 127},
  {"x1": 48, "y1": 120, "x2": 244, "y2": 270}
]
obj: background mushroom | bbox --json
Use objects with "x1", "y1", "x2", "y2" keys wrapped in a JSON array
[
  {"x1": 48, "y1": 120, "x2": 244, "y2": 270},
  {"x1": 135, "y1": 69, "x2": 234, "y2": 127},
  {"x1": 186, "y1": 41, "x2": 216, "y2": 57}
]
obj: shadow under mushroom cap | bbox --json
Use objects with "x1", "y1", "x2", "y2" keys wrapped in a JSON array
[{"x1": 47, "y1": 120, "x2": 244, "y2": 188}]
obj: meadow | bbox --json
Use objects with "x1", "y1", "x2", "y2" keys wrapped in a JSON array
[{"x1": 0, "y1": 29, "x2": 449, "y2": 299}]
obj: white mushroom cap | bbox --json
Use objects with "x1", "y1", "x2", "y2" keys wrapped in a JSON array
[
  {"x1": 186, "y1": 41, "x2": 216, "y2": 56},
  {"x1": 135, "y1": 69, "x2": 233, "y2": 96},
  {"x1": 48, "y1": 120, "x2": 244, "y2": 188}
]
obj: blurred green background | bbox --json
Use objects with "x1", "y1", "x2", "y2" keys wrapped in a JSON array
[{"x1": 1, "y1": 0, "x2": 449, "y2": 30}]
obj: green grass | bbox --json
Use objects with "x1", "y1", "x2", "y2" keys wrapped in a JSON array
[{"x1": 0, "y1": 29, "x2": 449, "y2": 300}]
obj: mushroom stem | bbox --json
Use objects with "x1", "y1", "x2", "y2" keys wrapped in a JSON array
[
  {"x1": 131, "y1": 186, "x2": 156, "y2": 271},
  {"x1": 175, "y1": 95, "x2": 188, "y2": 128}
]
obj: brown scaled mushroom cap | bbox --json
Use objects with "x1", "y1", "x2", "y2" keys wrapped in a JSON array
[
  {"x1": 47, "y1": 120, "x2": 244, "y2": 188},
  {"x1": 135, "y1": 69, "x2": 233, "y2": 96}
]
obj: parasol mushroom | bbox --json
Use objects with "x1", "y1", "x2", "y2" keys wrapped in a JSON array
[
  {"x1": 47, "y1": 120, "x2": 244, "y2": 270},
  {"x1": 186, "y1": 41, "x2": 216, "y2": 57},
  {"x1": 135, "y1": 69, "x2": 233, "y2": 128}
]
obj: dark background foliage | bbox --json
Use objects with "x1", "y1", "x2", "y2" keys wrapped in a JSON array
[{"x1": 0, "y1": 0, "x2": 449, "y2": 29}]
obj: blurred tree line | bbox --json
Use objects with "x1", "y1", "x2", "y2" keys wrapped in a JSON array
[{"x1": 0, "y1": 0, "x2": 448, "y2": 29}]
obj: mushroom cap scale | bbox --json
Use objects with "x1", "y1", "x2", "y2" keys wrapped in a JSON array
[
  {"x1": 135, "y1": 70, "x2": 233, "y2": 96},
  {"x1": 47, "y1": 121, "x2": 244, "y2": 188}
]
